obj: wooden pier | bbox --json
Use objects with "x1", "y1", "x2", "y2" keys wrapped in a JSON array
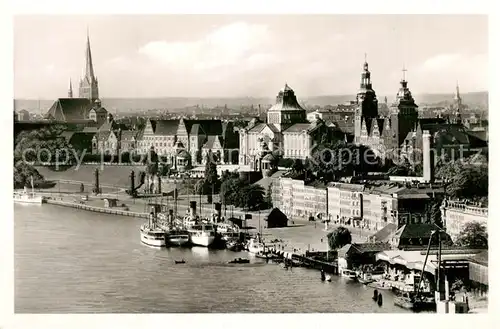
[{"x1": 45, "y1": 199, "x2": 149, "y2": 219}]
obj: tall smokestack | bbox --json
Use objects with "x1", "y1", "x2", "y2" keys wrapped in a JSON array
[{"x1": 422, "y1": 130, "x2": 434, "y2": 183}]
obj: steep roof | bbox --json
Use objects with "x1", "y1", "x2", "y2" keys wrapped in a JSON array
[
  {"x1": 46, "y1": 98, "x2": 92, "y2": 122},
  {"x1": 268, "y1": 84, "x2": 306, "y2": 112},
  {"x1": 283, "y1": 123, "x2": 312, "y2": 133},
  {"x1": 468, "y1": 250, "x2": 488, "y2": 266},
  {"x1": 389, "y1": 224, "x2": 440, "y2": 241},
  {"x1": 151, "y1": 120, "x2": 179, "y2": 135},
  {"x1": 185, "y1": 119, "x2": 223, "y2": 136},
  {"x1": 120, "y1": 130, "x2": 138, "y2": 142},
  {"x1": 370, "y1": 223, "x2": 398, "y2": 242},
  {"x1": 338, "y1": 243, "x2": 391, "y2": 258},
  {"x1": 96, "y1": 131, "x2": 111, "y2": 142}
]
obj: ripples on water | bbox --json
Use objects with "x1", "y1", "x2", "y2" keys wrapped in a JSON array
[{"x1": 15, "y1": 204, "x2": 410, "y2": 313}]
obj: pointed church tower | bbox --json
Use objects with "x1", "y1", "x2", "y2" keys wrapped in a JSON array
[
  {"x1": 79, "y1": 29, "x2": 99, "y2": 100},
  {"x1": 453, "y1": 81, "x2": 462, "y2": 124},
  {"x1": 68, "y1": 78, "x2": 73, "y2": 98}
]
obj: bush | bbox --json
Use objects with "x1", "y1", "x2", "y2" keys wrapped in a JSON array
[{"x1": 278, "y1": 158, "x2": 294, "y2": 168}]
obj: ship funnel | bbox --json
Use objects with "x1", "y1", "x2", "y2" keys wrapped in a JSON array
[
  {"x1": 213, "y1": 202, "x2": 222, "y2": 221},
  {"x1": 189, "y1": 201, "x2": 197, "y2": 217}
]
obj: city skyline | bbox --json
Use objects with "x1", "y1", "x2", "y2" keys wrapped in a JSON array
[{"x1": 14, "y1": 15, "x2": 488, "y2": 99}]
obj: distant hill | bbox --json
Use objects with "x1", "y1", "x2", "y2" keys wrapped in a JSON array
[{"x1": 14, "y1": 91, "x2": 488, "y2": 114}]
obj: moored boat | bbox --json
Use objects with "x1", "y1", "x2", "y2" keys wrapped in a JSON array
[
  {"x1": 140, "y1": 223, "x2": 166, "y2": 247},
  {"x1": 188, "y1": 223, "x2": 216, "y2": 247},
  {"x1": 166, "y1": 229, "x2": 191, "y2": 247},
  {"x1": 340, "y1": 269, "x2": 357, "y2": 281},
  {"x1": 14, "y1": 178, "x2": 44, "y2": 204},
  {"x1": 140, "y1": 206, "x2": 166, "y2": 248},
  {"x1": 226, "y1": 239, "x2": 244, "y2": 251},
  {"x1": 228, "y1": 258, "x2": 250, "y2": 264},
  {"x1": 247, "y1": 238, "x2": 265, "y2": 254}
]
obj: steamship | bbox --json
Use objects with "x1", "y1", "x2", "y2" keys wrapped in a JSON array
[
  {"x1": 140, "y1": 206, "x2": 167, "y2": 248},
  {"x1": 184, "y1": 201, "x2": 217, "y2": 247}
]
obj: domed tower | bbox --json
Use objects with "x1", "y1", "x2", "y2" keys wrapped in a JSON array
[
  {"x1": 386, "y1": 66, "x2": 419, "y2": 157},
  {"x1": 266, "y1": 83, "x2": 307, "y2": 132},
  {"x1": 354, "y1": 55, "x2": 379, "y2": 144}
]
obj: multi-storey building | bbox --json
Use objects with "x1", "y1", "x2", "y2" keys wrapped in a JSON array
[
  {"x1": 274, "y1": 177, "x2": 327, "y2": 219},
  {"x1": 137, "y1": 118, "x2": 239, "y2": 168},
  {"x1": 441, "y1": 200, "x2": 488, "y2": 242},
  {"x1": 239, "y1": 84, "x2": 331, "y2": 170},
  {"x1": 327, "y1": 183, "x2": 364, "y2": 224}
]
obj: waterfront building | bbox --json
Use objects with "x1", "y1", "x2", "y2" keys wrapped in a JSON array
[
  {"x1": 238, "y1": 84, "x2": 331, "y2": 170},
  {"x1": 327, "y1": 182, "x2": 364, "y2": 224},
  {"x1": 441, "y1": 200, "x2": 488, "y2": 242},
  {"x1": 137, "y1": 118, "x2": 239, "y2": 168},
  {"x1": 46, "y1": 31, "x2": 105, "y2": 124}
]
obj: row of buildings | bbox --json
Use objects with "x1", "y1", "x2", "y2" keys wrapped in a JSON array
[
  {"x1": 268, "y1": 173, "x2": 487, "y2": 242},
  {"x1": 41, "y1": 33, "x2": 240, "y2": 169}
]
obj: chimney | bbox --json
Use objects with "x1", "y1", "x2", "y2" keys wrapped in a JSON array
[
  {"x1": 422, "y1": 130, "x2": 434, "y2": 183},
  {"x1": 189, "y1": 201, "x2": 197, "y2": 217}
]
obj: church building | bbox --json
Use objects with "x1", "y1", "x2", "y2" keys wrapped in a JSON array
[{"x1": 45, "y1": 31, "x2": 107, "y2": 125}]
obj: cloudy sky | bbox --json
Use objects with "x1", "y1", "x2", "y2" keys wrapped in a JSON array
[{"x1": 14, "y1": 15, "x2": 488, "y2": 99}]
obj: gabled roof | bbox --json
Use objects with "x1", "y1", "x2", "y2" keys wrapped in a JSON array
[
  {"x1": 120, "y1": 130, "x2": 138, "y2": 142},
  {"x1": 96, "y1": 131, "x2": 111, "y2": 142},
  {"x1": 202, "y1": 135, "x2": 222, "y2": 149},
  {"x1": 185, "y1": 120, "x2": 223, "y2": 136},
  {"x1": 248, "y1": 123, "x2": 268, "y2": 133},
  {"x1": 468, "y1": 250, "x2": 488, "y2": 266},
  {"x1": 151, "y1": 120, "x2": 179, "y2": 135},
  {"x1": 389, "y1": 224, "x2": 440, "y2": 241},
  {"x1": 370, "y1": 223, "x2": 398, "y2": 242},
  {"x1": 46, "y1": 98, "x2": 92, "y2": 122}
]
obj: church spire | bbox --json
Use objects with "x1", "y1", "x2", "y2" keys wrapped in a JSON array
[
  {"x1": 85, "y1": 29, "x2": 96, "y2": 81},
  {"x1": 454, "y1": 81, "x2": 462, "y2": 124},
  {"x1": 68, "y1": 78, "x2": 73, "y2": 98},
  {"x1": 79, "y1": 29, "x2": 99, "y2": 100}
]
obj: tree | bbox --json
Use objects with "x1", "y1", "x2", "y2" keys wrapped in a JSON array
[
  {"x1": 427, "y1": 199, "x2": 444, "y2": 228},
  {"x1": 436, "y1": 156, "x2": 488, "y2": 202},
  {"x1": 14, "y1": 125, "x2": 76, "y2": 164},
  {"x1": 203, "y1": 151, "x2": 219, "y2": 193},
  {"x1": 327, "y1": 226, "x2": 352, "y2": 250},
  {"x1": 240, "y1": 184, "x2": 265, "y2": 211},
  {"x1": 265, "y1": 183, "x2": 273, "y2": 209},
  {"x1": 219, "y1": 177, "x2": 245, "y2": 206},
  {"x1": 13, "y1": 161, "x2": 44, "y2": 189},
  {"x1": 455, "y1": 222, "x2": 488, "y2": 249}
]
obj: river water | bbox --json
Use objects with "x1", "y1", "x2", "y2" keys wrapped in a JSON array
[{"x1": 14, "y1": 203, "x2": 410, "y2": 313}]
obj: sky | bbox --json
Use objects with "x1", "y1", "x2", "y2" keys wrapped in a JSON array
[{"x1": 14, "y1": 15, "x2": 488, "y2": 99}]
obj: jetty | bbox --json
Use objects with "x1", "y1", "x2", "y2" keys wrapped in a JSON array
[
  {"x1": 46, "y1": 199, "x2": 149, "y2": 218},
  {"x1": 269, "y1": 248, "x2": 339, "y2": 274}
]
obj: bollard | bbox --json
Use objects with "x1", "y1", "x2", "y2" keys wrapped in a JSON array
[
  {"x1": 373, "y1": 290, "x2": 378, "y2": 301},
  {"x1": 377, "y1": 294, "x2": 383, "y2": 306}
]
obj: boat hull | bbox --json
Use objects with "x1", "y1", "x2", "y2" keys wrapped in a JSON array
[
  {"x1": 140, "y1": 232, "x2": 166, "y2": 248},
  {"x1": 14, "y1": 196, "x2": 44, "y2": 204},
  {"x1": 190, "y1": 235, "x2": 215, "y2": 247},
  {"x1": 166, "y1": 235, "x2": 191, "y2": 247}
]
